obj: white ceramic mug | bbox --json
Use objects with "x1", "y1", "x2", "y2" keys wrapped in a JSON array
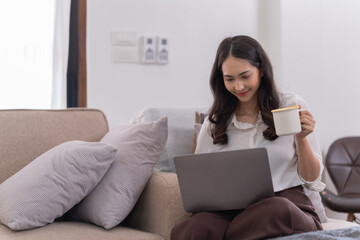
[{"x1": 271, "y1": 105, "x2": 301, "y2": 136}]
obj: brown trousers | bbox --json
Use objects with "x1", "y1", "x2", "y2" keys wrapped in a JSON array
[{"x1": 171, "y1": 186, "x2": 323, "y2": 240}]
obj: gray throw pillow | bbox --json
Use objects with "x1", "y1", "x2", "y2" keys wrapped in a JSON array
[
  {"x1": 131, "y1": 108, "x2": 207, "y2": 172},
  {"x1": 68, "y1": 117, "x2": 168, "y2": 229},
  {"x1": 0, "y1": 141, "x2": 117, "y2": 230}
]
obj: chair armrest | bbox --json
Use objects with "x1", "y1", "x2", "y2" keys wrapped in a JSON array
[{"x1": 123, "y1": 172, "x2": 191, "y2": 240}]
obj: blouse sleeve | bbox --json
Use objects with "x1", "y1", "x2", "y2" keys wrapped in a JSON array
[
  {"x1": 195, "y1": 117, "x2": 216, "y2": 154},
  {"x1": 293, "y1": 94, "x2": 326, "y2": 192}
]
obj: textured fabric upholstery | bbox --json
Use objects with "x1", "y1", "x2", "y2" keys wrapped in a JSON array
[
  {"x1": 124, "y1": 172, "x2": 191, "y2": 240},
  {"x1": 0, "y1": 109, "x2": 109, "y2": 184},
  {"x1": 0, "y1": 222, "x2": 163, "y2": 240}
]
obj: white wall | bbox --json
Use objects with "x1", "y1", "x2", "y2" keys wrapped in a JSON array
[
  {"x1": 280, "y1": 0, "x2": 325, "y2": 146},
  {"x1": 258, "y1": 0, "x2": 283, "y2": 88},
  {"x1": 322, "y1": 0, "x2": 360, "y2": 149},
  {"x1": 275, "y1": 0, "x2": 360, "y2": 153},
  {"x1": 87, "y1": 0, "x2": 258, "y2": 128},
  {"x1": 258, "y1": 0, "x2": 360, "y2": 154},
  {"x1": 269, "y1": 0, "x2": 360, "y2": 220}
]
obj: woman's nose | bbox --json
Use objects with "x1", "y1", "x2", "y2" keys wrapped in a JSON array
[{"x1": 235, "y1": 80, "x2": 244, "y2": 91}]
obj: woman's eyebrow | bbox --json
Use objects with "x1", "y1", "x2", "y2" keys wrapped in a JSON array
[
  {"x1": 238, "y1": 70, "x2": 250, "y2": 76},
  {"x1": 223, "y1": 70, "x2": 250, "y2": 77}
]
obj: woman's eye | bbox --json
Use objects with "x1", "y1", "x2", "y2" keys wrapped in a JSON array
[
  {"x1": 224, "y1": 78, "x2": 233, "y2": 81},
  {"x1": 242, "y1": 75, "x2": 250, "y2": 79}
]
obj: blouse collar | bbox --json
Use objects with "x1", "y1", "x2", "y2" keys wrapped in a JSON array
[{"x1": 229, "y1": 111, "x2": 264, "y2": 130}]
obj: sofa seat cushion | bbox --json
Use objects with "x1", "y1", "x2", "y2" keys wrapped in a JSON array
[
  {"x1": 322, "y1": 218, "x2": 359, "y2": 231},
  {"x1": 0, "y1": 222, "x2": 164, "y2": 240}
]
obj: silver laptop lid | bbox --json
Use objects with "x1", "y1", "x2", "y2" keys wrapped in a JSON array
[{"x1": 174, "y1": 148, "x2": 274, "y2": 213}]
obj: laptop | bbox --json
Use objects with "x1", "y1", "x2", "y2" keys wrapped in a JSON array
[{"x1": 174, "y1": 148, "x2": 274, "y2": 213}]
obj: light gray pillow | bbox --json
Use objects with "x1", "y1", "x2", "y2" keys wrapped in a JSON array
[
  {"x1": 0, "y1": 141, "x2": 117, "y2": 230},
  {"x1": 131, "y1": 108, "x2": 207, "y2": 172},
  {"x1": 68, "y1": 117, "x2": 168, "y2": 229}
]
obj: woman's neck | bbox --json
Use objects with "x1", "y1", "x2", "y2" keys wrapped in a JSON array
[
  {"x1": 236, "y1": 99, "x2": 259, "y2": 116},
  {"x1": 235, "y1": 99, "x2": 259, "y2": 124}
]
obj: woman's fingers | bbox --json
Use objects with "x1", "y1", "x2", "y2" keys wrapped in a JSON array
[
  {"x1": 300, "y1": 111, "x2": 315, "y2": 124},
  {"x1": 297, "y1": 110, "x2": 315, "y2": 138}
]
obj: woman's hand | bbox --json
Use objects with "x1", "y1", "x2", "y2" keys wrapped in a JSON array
[{"x1": 296, "y1": 110, "x2": 315, "y2": 139}]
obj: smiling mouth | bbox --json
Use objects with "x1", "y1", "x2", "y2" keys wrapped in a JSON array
[{"x1": 236, "y1": 90, "x2": 250, "y2": 96}]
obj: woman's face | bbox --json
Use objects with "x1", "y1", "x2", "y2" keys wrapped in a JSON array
[{"x1": 222, "y1": 55, "x2": 261, "y2": 104}]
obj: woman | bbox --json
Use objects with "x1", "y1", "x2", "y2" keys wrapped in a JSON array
[{"x1": 171, "y1": 35, "x2": 325, "y2": 240}]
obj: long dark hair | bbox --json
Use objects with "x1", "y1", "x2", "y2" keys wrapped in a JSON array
[{"x1": 208, "y1": 35, "x2": 279, "y2": 144}]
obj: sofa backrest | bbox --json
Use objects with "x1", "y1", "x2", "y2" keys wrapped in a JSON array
[{"x1": 0, "y1": 108, "x2": 109, "y2": 184}]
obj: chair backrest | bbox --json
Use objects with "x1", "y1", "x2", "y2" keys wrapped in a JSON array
[{"x1": 325, "y1": 137, "x2": 360, "y2": 196}]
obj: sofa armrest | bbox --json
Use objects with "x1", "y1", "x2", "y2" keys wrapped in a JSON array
[{"x1": 123, "y1": 172, "x2": 191, "y2": 240}]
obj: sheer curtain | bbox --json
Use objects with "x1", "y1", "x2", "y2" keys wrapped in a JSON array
[
  {"x1": 0, "y1": 1, "x2": 55, "y2": 109},
  {"x1": 52, "y1": 0, "x2": 71, "y2": 109},
  {"x1": 0, "y1": 0, "x2": 70, "y2": 109}
]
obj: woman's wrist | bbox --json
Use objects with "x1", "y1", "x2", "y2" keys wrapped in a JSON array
[{"x1": 295, "y1": 134, "x2": 307, "y2": 144}]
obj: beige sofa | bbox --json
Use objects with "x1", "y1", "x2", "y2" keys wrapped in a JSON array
[
  {"x1": 0, "y1": 108, "x2": 357, "y2": 240},
  {"x1": 0, "y1": 109, "x2": 190, "y2": 240}
]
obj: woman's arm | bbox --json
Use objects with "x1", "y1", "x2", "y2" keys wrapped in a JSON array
[{"x1": 296, "y1": 110, "x2": 321, "y2": 182}]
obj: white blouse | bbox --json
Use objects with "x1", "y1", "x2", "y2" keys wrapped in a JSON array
[{"x1": 195, "y1": 92, "x2": 325, "y2": 192}]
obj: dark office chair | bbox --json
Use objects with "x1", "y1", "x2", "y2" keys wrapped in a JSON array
[{"x1": 321, "y1": 137, "x2": 360, "y2": 222}]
